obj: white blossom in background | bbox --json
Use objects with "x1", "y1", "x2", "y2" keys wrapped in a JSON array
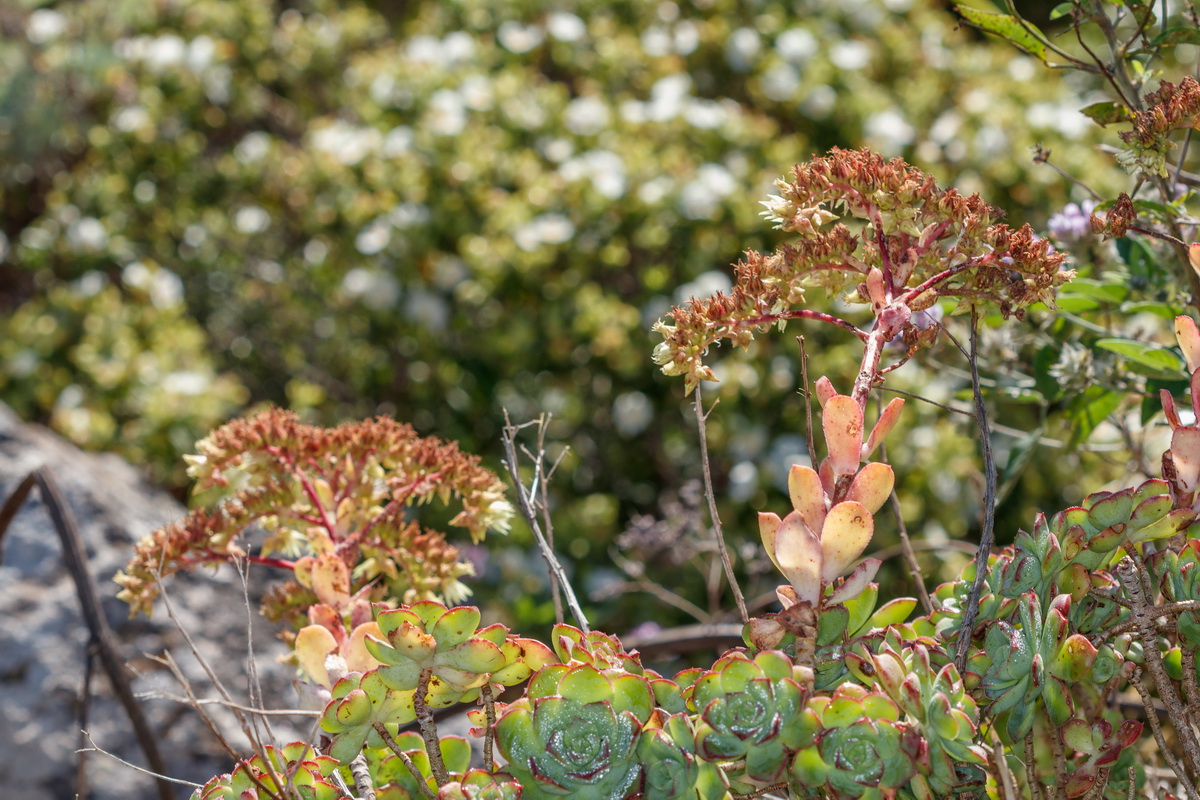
[
  {"x1": 426, "y1": 89, "x2": 468, "y2": 136},
  {"x1": 674, "y1": 269, "x2": 732, "y2": 304},
  {"x1": 638, "y1": 176, "x2": 674, "y2": 205},
  {"x1": 498, "y1": 22, "x2": 544, "y2": 53},
  {"x1": 613, "y1": 391, "x2": 653, "y2": 437},
  {"x1": 66, "y1": 218, "x2": 108, "y2": 253},
  {"x1": 234, "y1": 132, "x2": 271, "y2": 164},
  {"x1": 830, "y1": 40, "x2": 871, "y2": 71},
  {"x1": 726, "y1": 28, "x2": 761, "y2": 72},
  {"x1": 547, "y1": 11, "x2": 587, "y2": 42},
  {"x1": 641, "y1": 26, "x2": 672, "y2": 57},
  {"x1": 111, "y1": 106, "x2": 151, "y2": 133},
  {"x1": 405, "y1": 289, "x2": 449, "y2": 332},
  {"x1": 685, "y1": 99, "x2": 729, "y2": 129},
  {"x1": 679, "y1": 163, "x2": 736, "y2": 220},
  {"x1": 864, "y1": 108, "x2": 915, "y2": 154},
  {"x1": 762, "y1": 63, "x2": 801, "y2": 102},
  {"x1": 559, "y1": 150, "x2": 626, "y2": 199},
  {"x1": 311, "y1": 120, "x2": 381, "y2": 165},
  {"x1": 355, "y1": 219, "x2": 391, "y2": 255},
  {"x1": 389, "y1": 203, "x2": 430, "y2": 228},
  {"x1": 187, "y1": 36, "x2": 216, "y2": 72},
  {"x1": 234, "y1": 206, "x2": 271, "y2": 235},
  {"x1": 123, "y1": 262, "x2": 184, "y2": 308},
  {"x1": 513, "y1": 214, "x2": 575, "y2": 251},
  {"x1": 776, "y1": 28, "x2": 818, "y2": 63},
  {"x1": 342, "y1": 268, "x2": 399, "y2": 310},
  {"x1": 382, "y1": 125, "x2": 414, "y2": 157},
  {"x1": 459, "y1": 75, "x2": 493, "y2": 111},
  {"x1": 26, "y1": 9, "x2": 67, "y2": 44},
  {"x1": 673, "y1": 21, "x2": 700, "y2": 55},
  {"x1": 564, "y1": 96, "x2": 610, "y2": 136}
]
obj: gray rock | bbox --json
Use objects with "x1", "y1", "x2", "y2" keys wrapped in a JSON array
[{"x1": 0, "y1": 403, "x2": 305, "y2": 800}]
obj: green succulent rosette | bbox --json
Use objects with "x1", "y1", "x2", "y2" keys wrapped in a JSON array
[
  {"x1": 191, "y1": 743, "x2": 340, "y2": 800},
  {"x1": 319, "y1": 669, "x2": 417, "y2": 763},
  {"x1": 790, "y1": 684, "x2": 922, "y2": 800},
  {"x1": 687, "y1": 650, "x2": 808, "y2": 785},
  {"x1": 436, "y1": 770, "x2": 525, "y2": 800},
  {"x1": 495, "y1": 663, "x2": 654, "y2": 800},
  {"x1": 636, "y1": 712, "x2": 729, "y2": 800}
]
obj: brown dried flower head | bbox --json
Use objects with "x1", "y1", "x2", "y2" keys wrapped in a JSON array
[
  {"x1": 653, "y1": 148, "x2": 1071, "y2": 392},
  {"x1": 115, "y1": 408, "x2": 513, "y2": 622},
  {"x1": 1117, "y1": 76, "x2": 1200, "y2": 175}
]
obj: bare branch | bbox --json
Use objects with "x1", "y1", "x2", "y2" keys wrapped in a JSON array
[{"x1": 693, "y1": 387, "x2": 749, "y2": 623}]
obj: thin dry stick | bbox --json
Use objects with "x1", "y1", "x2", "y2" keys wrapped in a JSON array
[
  {"x1": 413, "y1": 668, "x2": 451, "y2": 785},
  {"x1": 1129, "y1": 667, "x2": 1200, "y2": 800},
  {"x1": 0, "y1": 469, "x2": 174, "y2": 800},
  {"x1": 1117, "y1": 555, "x2": 1200, "y2": 784},
  {"x1": 989, "y1": 726, "x2": 1019, "y2": 800},
  {"x1": 373, "y1": 722, "x2": 436, "y2": 800},
  {"x1": 140, "y1": 689, "x2": 319, "y2": 717},
  {"x1": 349, "y1": 754, "x2": 377, "y2": 800},
  {"x1": 155, "y1": 574, "x2": 287, "y2": 799},
  {"x1": 797, "y1": 337, "x2": 817, "y2": 468},
  {"x1": 501, "y1": 413, "x2": 590, "y2": 632},
  {"x1": 481, "y1": 684, "x2": 498, "y2": 773},
  {"x1": 608, "y1": 547, "x2": 710, "y2": 622},
  {"x1": 692, "y1": 387, "x2": 749, "y2": 623},
  {"x1": 533, "y1": 416, "x2": 566, "y2": 625},
  {"x1": 1024, "y1": 732, "x2": 1045, "y2": 800},
  {"x1": 78, "y1": 731, "x2": 203, "y2": 789},
  {"x1": 1048, "y1": 724, "x2": 1069, "y2": 800},
  {"x1": 153, "y1": 652, "x2": 242, "y2": 762},
  {"x1": 952, "y1": 313, "x2": 999, "y2": 673}
]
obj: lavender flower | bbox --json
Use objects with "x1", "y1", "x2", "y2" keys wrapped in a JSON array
[{"x1": 1047, "y1": 200, "x2": 1097, "y2": 246}]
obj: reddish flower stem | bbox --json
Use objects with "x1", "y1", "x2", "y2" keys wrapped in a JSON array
[
  {"x1": 736, "y1": 309, "x2": 867, "y2": 340},
  {"x1": 177, "y1": 552, "x2": 296, "y2": 571}
]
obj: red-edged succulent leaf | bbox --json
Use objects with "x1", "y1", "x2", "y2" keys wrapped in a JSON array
[
  {"x1": 773, "y1": 511, "x2": 823, "y2": 605},
  {"x1": 823, "y1": 396, "x2": 865, "y2": 476},
  {"x1": 1177, "y1": 315, "x2": 1200, "y2": 373},
  {"x1": 864, "y1": 398, "x2": 905, "y2": 458},
  {"x1": 846, "y1": 462, "x2": 894, "y2": 514},
  {"x1": 432, "y1": 606, "x2": 483, "y2": 649},
  {"x1": 1164, "y1": 389, "x2": 1182, "y2": 428},
  {"x1": 827, "y1": 558, "x2": 881, "y2": 605},
  {"x1": 789, "y1": 464, "x2": 828, "y2": 533},
  {"x1": 820, "y1": 501, "x2": 874, "y2": 583}
]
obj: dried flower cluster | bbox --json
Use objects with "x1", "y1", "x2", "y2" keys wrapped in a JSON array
[
  {"x1": 1118, "y1": 76, "x2": 1200, "y2": 176},
  {"x1": 115, "y1": 409, "x2": 513, "y2": 622},
  {"x1": 653, "y1": 148, "x2": 1069, "y2": 393}
]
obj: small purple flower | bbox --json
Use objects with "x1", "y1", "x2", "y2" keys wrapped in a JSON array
[{"x1": 1047, "y1": 200, "x2": 1097, "y2": 246}]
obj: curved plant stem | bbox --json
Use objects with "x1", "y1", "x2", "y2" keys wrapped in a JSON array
[
  {"x1": 481, "y1": 683, "x2": 497, "y2": 773},
  {"x1": 349, "y1": 754, "x2": 377, "y2": 800},
  {"x1": 1024, "y1": 732, "x2": 1045, "y2": 800},
  {"x1": 954, "y1": 312, "x2": 998, "y2": 673},
  {"x1": 1128, "y1": 669, "x2": 1200, "y2": 800},
  {"x1": 693, "y1": 387, "x2": 749, "y2": 623}
]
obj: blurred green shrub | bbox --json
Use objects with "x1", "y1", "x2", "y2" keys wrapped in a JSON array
[{"x1": 0, "y1": 0, "x2": 1125, "y2": 626}]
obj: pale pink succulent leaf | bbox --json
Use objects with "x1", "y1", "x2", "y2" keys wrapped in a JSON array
[
  {"x1": 772, "y1": 512, "x2": 823, "y2": 606},
  {"x1": 864, "y1": 398, "x2": 906, "y2": 458},
  {"x1": 828, "y1": 558, "x2": 882, "y2": 605},
  {"x1": 820, "y1": 501, "x2": 875, "y2": 583},
  {"x1": 823, "y1": 395, "x2": 865, "y2": 476},
  {"x1": 312, "y1": 554, "x2": 351, "y2": 611},
  {"x1": 846, "y1": 462, "x2": 895, "y2": 514},
  {"x1": 1177, "y1": 315, "x2": 1200, "y2": 373},
  {"x1": 1193, "y1": 371, "x2": 1200, "y2": 419},
  {"x1": 818, "y1": 458, "x2": 836, "y2": 493},
  {"x1": 815, "y1": 376, "x2": 837, "y2": 408},
  {"x1": 758, "y1": 511, "x2": 783, "y2": 570},
  {"x1": 1172, "y1": 427, "x2": 1200, "y2": 493},
  {"x1": 346, "y1": 622, "x2": 385, "y2": 674},
  {"x1": 296, "y1": 625, "x2": 338, "y2": 687},
  {"x1": 788, "y1": 464, "x2": 828, "y2": 532},
  {"x1": 865, "y1": 267, "x2": 887, "y2": 308}
]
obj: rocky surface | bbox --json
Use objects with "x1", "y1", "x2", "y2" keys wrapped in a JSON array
[{"x1": 0, "y1": 403, "x2": 305, "y2": 800}]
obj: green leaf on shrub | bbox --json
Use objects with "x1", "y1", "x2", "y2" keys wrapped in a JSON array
[
  {"x1": 1079, "y1": 101, "x2": 1132, "y2": 126},
  {"x1": 1094, "y1": 338, "x2": 1184, "y2": 375},
  {"x1": 955, "y1": 5, "x2": 1051, "y2": 63},
  {"x1": 1048, "y1": 1, "x2": 1074, "y2": 19},
  {"x1": 1152, "y1": 27, "x2": 1200, "y2": 46},
  {"x1": 1066, "y1": 386, "x2": 1123, "y2": 444}
]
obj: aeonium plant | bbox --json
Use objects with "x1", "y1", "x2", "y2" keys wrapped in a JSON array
[{"x1": 124, "y1": 149, "x2": 1200, "y2": 800}]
